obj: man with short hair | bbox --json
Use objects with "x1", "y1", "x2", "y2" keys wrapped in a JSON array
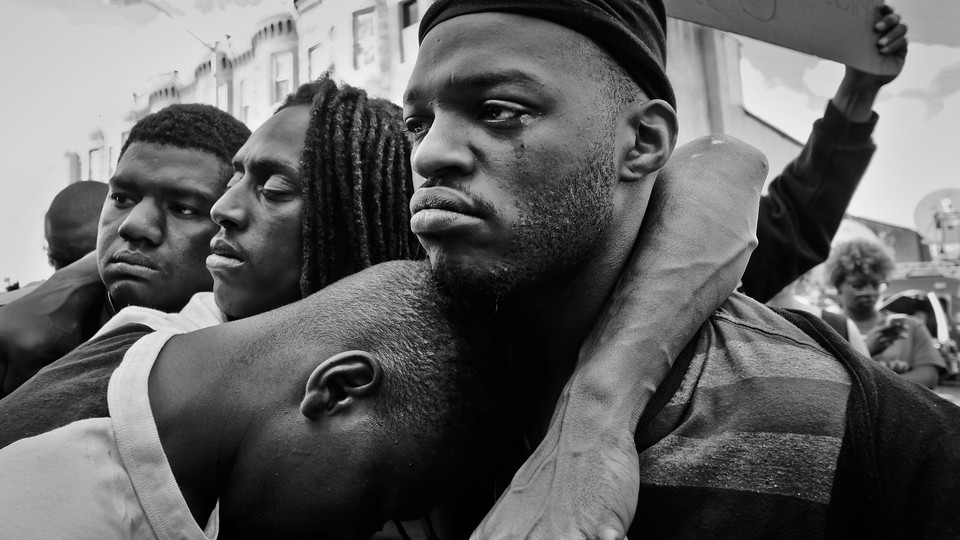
[
  {"x1": 0, "y1": 180, "x2": 109, "y2": 307},
  {"x1": 45, "y1": 180, "x2": 109, "y2": 271},
  {"x1": 0, "y1": 261, "x2": 517, "y2": 539},
  {"x1": 0, "y1": 104, "x2": 250, "y2": 397},
  {"x1": 405, "y1": 1, "x2": 960, "y2": 537}
]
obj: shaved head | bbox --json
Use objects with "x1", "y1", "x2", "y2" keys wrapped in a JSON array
[{"x1": 45, "y1": 181, "x2": 109, "y2": 269}]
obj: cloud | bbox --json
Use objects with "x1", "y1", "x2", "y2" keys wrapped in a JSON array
[{"x1": 897, "y1": 58, "x2": 960, "y2": 119}]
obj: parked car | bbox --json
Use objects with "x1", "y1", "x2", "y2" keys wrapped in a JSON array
[{"x1": 880, "y1": 289, "x2": 960, "y2": 382}]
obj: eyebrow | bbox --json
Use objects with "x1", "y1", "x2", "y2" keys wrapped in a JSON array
[
  {"x1": 404, "y1": 69, "x2": 547, "y2": 106},
  {"x1": 234, "y1": 156, "x2": 300, "y2": 180},
  {"x1": 110, "y1": 174, "x2": 222, "y2": 202}
]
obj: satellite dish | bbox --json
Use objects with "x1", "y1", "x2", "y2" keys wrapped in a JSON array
[{"x1": 914, "y1": 188, "x2": 960, "y2": 242}]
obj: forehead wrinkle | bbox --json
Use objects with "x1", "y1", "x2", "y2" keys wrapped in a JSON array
[
  {"x1": 109, "y1": 164, "x2": 223, "y2": 203},
  {"x1": 406, "y1": 68, "x2": 550, "y2": 108},
  {"x1": 410, "y1": 17, "x2": 604, "y2": 108},
  {"x1": 238, "y1": 151, "x2": 301, "y2": 180}
]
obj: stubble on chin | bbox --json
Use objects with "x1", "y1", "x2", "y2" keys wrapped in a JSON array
[{"x1": 428, "y1": 256, "x2": 514, "y2": 312}]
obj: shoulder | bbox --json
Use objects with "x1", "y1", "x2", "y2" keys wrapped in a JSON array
[
  {"x1": 0, "y1": 281, "x2": 42, "y2": 307},
  {"x1": 96, "y1": 292, "x2": 225, "y2": 338},
  {"x1": 707, "y1": 293, "x2": 851, "y2": 385},
  {"x1": 632, "y1": 294, "x2": 854, "y2": 536}
]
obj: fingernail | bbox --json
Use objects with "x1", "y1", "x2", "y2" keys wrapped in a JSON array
[
  {"x1": 878, "y1": 37, "x2": 888, "y2": 46},
  {"x1": 875, "y1": 22, "x2": 885, "y2": 31}
]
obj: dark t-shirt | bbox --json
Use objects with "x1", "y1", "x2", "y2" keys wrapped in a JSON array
[{"x1": 0, "y1": 324, "x2": 151, "y2": 450}]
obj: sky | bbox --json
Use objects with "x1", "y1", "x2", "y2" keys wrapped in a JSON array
[{"x1": 1, "y1": 0, "x2": 958, "y2": 286}]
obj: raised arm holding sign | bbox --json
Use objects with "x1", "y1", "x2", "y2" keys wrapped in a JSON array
[{"x1": 743, "y1": 5, "x2": 908, "y2": 302}]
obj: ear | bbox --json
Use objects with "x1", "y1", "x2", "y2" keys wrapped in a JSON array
[
  {"x1": 617, "y1": 99, "x2": 678, "y2": 183},
  {"x1": 300, "y1": 350, "x2": 383, "y2": 420}
]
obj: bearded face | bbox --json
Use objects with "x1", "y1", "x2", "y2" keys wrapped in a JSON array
[{"x1": 404, "y1": 13, "x2": 624, "y2": 306}]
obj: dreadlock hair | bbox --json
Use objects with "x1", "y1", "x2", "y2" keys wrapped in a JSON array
[
  {"x1": 118, "y1": 103, "x2": 251, "y2": 181},
  {"x1": 278, "y1": 76, "x2": 424, "y2": 296}
]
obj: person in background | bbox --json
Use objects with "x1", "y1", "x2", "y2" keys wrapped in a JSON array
[
  {"x1": 45, "y1": 180, "x2": 110, "y2": 270},
  {"x1": 826, "y1": 238, "x2": 945, "y2": 389},
  {"x1": 767, "y1": 273, "x2": 871, "y2": 357},
  {"x1": 741, "y1": 5, "x2": 908, "y2": 302},
  {"x1": 0, "y1": 104, "x2": 251, "y2": 397},
  {"x1": 0, "y1": 181, "x2": 110, "y2": 307}
]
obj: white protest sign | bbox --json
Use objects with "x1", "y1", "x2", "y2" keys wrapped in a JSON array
[{"x1": 666, "y1": 0, "x2": 900, "y2": 75}]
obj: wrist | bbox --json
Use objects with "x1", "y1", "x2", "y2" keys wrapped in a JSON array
[{"x1": 833, "y1": 77, "x2": 881, "y2": 123}]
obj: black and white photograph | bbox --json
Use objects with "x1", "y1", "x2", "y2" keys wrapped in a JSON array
[{"x1": 0, "y1": 0, "x2": 958, "y2": 538}]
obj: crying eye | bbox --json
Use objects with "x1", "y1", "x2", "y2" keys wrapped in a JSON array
[{"x1": 479, "y1": 101, "x2": 533, "y2": 130}]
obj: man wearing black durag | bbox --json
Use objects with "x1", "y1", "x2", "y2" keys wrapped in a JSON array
[{"x1": 406, "y1": 0, "x2": 960, "y2": 537}]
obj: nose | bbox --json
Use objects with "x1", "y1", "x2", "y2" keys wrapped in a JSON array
[
  {"x1": 410, "y1": 113, "x2": 476, "y2": 186},
  {"x1": 117, "y1": 200, "x2": 164, "y2": 246},
  {"x1": 210, "y1": 176, "x2": 248, "y2": 230}
]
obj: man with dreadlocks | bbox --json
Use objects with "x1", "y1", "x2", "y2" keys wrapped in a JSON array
[
  {"x1": 0, "y1": 104, "x2": 250, "y2": 397},
  {"x1": 205, "y1": 75, "x2": 422, "y2": 320}
]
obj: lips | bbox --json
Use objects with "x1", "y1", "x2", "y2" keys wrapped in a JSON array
[
  {"x1": 409, "y1": 187, "x2": 483, "y2": 217},
  {"x1": 110, "y1": 250, "x2": 158, "y2": 269},
  {"x1": 409, "y1": 187, "x2": 490, "y2": 236},
  {"x1": 207, "y1": 237, "x2": 245, "y2": 270},
  {"x1": 104, "y1": 250, "x2": 159, "y2": 280}
]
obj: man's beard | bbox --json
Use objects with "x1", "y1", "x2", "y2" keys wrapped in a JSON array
[{"x1": 432, "y1": 144, "x2": 616, "y2": 309}]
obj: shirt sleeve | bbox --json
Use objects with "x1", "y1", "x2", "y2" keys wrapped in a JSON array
[
  {"x1": 907, "y1": 319, "x2": 947, "y2": 373},
  {"x1": 740, "y1": 100, "x2": 878, "y2": 303}
]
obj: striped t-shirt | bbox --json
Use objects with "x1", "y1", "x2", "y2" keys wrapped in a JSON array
[{"x1": 630, "y1": 293, "x2": 851, "y2": 537}]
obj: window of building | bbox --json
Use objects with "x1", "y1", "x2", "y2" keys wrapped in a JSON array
[
  {"x1": 401, "y1": 0, "x2": 418, "y2": 28},
  {"x1": 239, "y1": 79, "x2": 251, "y2": 123},
  {"x1": 88, "y1": 148, "x2": 104, "y2": 182},
  {"x1": 309, "y1": 42, "x2": 334, "y2": 80},
  {"x1": 353, "y1": 7, "x2": 376, "y2": 70},
  {"x1": 400, "y1": 0, "x2": 419, "y2": 63},
  {"x1": 272, "y1": 51, "x2": 294, "y2": 103}
]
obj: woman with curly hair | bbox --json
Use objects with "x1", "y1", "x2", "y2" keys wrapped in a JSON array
[{"x1": 826, "y1": 239, "x2": 945, "y2": 388}]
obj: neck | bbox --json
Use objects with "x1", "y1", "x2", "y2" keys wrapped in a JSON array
[
  {"x1": 845, "y1": 306, "x2": 878, "y2": 325},
  {"x1": 148, "y1": 324, "x2": 257, "y2": 527},
  {"x1": 505, "y1": 206, "x2": 644, "y2": 430}
]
